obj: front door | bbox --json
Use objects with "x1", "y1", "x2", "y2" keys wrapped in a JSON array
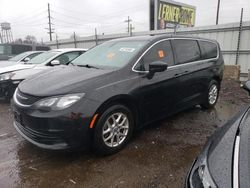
[{"x1": 134, "y1": 40, "x2": 182, "y2": 124}]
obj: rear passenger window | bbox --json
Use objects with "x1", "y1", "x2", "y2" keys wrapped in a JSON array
[
  {"x1": 135, "y1": 40, "x2": 174, "y2": 71},
  {"x1": 173, "y1": 39, "x2": 201, "y2": 64},
  {"x1": 199, "y1": 41, "x2": 218, "y2": 59}
]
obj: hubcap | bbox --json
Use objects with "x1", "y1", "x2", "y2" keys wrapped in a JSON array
[
  {"x1": 208, "y1": 84, "x2": 218, "y2": 105},
  {"x1": 102, "y1": 112, "x2": 129, "y2": 148}
]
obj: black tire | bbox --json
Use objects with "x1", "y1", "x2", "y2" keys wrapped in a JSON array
[
  {"x1": 93, "y1": 104, "x2": 134, "y2": 155},
  {"x1": 201, "y1": 80, "x2": 220, "y2": 109}
]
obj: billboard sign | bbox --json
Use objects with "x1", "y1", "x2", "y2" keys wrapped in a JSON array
[{"x1": 150, "y1": 0, "x2": 196, "y2": 30}]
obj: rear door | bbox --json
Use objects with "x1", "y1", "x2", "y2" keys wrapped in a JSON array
[
  {"x1": 134, "y1": 40, "x2": 183, "y2": 124},
  {"x1": 172, "y1": 39, "x2": 218, "y2": 108}
]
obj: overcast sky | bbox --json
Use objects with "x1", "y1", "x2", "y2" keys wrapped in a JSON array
[{"x1": 0, "y1": 0, "x2": 250, "y2": 42}]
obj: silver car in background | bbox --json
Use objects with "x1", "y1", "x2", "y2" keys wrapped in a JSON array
[{"x1": 0, "y1": 48, "x2": 87, "y2": 100}]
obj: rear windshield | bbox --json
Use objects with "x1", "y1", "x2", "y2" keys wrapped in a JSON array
[
  {"x1": 72, "y1": 41, "x2": 147, "y2": 69},
  {"x1": 27, "y1": 51, "x2": 59, "y2": 64}
]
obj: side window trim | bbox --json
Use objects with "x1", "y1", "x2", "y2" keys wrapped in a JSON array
[
  {"x1": 132, "y1": 38, "x2": 220, "y2": 73},
  {"x1": 132, "y1": 39, "x2": 172, "y2": 73}
]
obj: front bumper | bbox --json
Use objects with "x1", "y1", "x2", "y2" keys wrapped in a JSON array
[{"x1": 13, "y1": 106, "x2": 94, "y2": 150}]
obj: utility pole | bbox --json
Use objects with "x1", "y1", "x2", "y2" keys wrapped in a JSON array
[
  {"x1": 56, "y1": 34, "x2": 59, "y2": 49},
  {"x1": 236, "y1": 8, "x2": 244, "y2": 65},
  {"x1": 129, "y1": 24, "x2": 135, "y2": 36},
  {"x1": 73, "y1": 32, "x2": 77, "y2": 48},
  {"x1": 216, "y1": 0, "x2": 221, "y2": 25},
  {"x1": 47, "y1": 3, "x2": 54, "y2": 41},
  {"x1": 94, "y1": 28, "x2": 98, "y2": 46},
  {"x1": 125, "y1": 16, "x2": 132, "y2": 33}
]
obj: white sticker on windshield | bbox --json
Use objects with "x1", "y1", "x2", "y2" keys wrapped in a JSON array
[{"x1": 119, "y1": 48, "x2": 135, "y2": 52}]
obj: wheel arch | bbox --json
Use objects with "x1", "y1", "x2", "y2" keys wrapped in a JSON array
[{"x1": 93, "y1": 94, "x2": 140, "y2": 129}]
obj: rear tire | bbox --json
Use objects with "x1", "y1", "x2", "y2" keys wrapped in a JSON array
[
  {"x1": 93, "y1": 104, "x2": 134, "y2": 155},
  {"x1": 201, "y1": 80, "x2": 219, "y2": 109}
]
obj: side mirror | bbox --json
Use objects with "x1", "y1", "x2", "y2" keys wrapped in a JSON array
[
  {"x1": 146, "y1": 61, "x2": 168, "y2": 79},
  {"x1": 51, "y1": 60, "x2": 60, "y2": 66},
  {"x1": 149, "y1": 61, "x2": 168, "y2": 73},
  {"x1": 243, "y1": 81, "x2": 250, "y2": 95},
  {"x1": 23, "y1": 57, "x2": 30, "y2": 62}
]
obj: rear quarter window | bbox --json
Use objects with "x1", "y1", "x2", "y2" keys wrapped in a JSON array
[
  {"x1": 199, "y1": 41, "x2": 218, "y2": 59},
  {"x1": 172, "y1": 39, "x2": 201, "y2": 64}
]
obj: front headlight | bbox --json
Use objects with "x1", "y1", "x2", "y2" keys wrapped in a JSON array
[
  {"x1": 190, "y1": 157, "x2": 217, "y2": 188},
  {"x1": 33, "y1": 93, "x2": 85, "y2": 111},
  {"x1": 0, "y1": 72, "x2": 15, "y2": 81}
]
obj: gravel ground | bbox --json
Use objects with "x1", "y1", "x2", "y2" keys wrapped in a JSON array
[{"x1": 0, "y1": 79, "x2": 249, "y2": 188}]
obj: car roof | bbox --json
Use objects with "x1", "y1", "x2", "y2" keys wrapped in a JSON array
[
  {"x1": 110, "y1": 34, "x2": 218, "y2": 44},
  {"x1": 50, "y1": 48, "x2": 88, "y2": 53},
  {"x1": 20, "y1": 51, "x2": 44, "y2": 55}
]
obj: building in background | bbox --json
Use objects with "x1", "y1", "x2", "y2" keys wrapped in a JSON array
[{"x1": 150, "y1": 0, "x2": 196, "y2": 30}]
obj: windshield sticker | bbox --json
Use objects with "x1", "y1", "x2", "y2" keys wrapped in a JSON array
[
  {"x1": 107, "y1": 53, "x2": 116, "y2": 59},
  {"x1": 158, "y1": 50, "x2": 165, "y2": 58},
  {"x1": 119, "y1": 48, "x2": 135, "y2": 53}
]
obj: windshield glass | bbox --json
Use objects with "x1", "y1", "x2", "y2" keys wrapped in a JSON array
[
  {"x1": 27, "y1": 51, "x2": 59, "y2": 64},
  {"x1": 9, "y1": 52, "x2": 31, "y2": 61},
  {"x1": 72, "y1": 41, "x2": 147, "y2": 68}
]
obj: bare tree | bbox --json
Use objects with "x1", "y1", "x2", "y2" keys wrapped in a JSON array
[{"x1": 23, "y1": 35, "x2": 37, "y2": 44}]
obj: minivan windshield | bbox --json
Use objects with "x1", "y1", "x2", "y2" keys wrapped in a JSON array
[
  {"x1": 27, "y1": 51, "x2": 59, "y2": 64},
  {"x1": 72, "y1": 41, "x2": 147, "y2": 69}
]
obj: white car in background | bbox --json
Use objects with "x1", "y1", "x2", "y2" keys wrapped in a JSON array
[
  {"x1": 0, "y1": 48, "x2": 87, "y2": 100},
  {"x1": 0, "y1": 51, "x2": 44, "y2": 68}
]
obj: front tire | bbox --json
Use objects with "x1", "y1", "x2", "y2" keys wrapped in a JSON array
[
  {"x1": 201, "y1": 80, "x2": 219, "y2": 109},
  {"x1": 93, "y1": 104, "x2": 134, "y2": 155}
]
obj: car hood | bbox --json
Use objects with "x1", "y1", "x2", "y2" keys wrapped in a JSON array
[
  {"x1": 0, "y1": 61, "x2": 18, "y2": 68},
  {"x1": 12, "y1": 66, "x2": 52, "y2": 80},
  {"x1": 0, "y1": 64, "x2": 35, "y2": 74},
  {"x1": 19, "y1": 66, "x2": 114, "y2": 97}
]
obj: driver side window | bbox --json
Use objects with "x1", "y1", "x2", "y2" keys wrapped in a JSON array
[
  {"x1": 135, "y1": 40, "x2": 174, "y2": 71},
  {"x1": 53, "y1": 51, "x2": 82, "y2": 65}
]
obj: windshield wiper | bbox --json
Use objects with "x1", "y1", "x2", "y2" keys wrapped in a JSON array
[{"x1": 76, "y1": 64, "x2": 99, "y2": 69}]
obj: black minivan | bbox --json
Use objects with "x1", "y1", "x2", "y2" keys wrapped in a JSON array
[{"x1": 12, "y1": 35, "x2": 224, "y2": 155}]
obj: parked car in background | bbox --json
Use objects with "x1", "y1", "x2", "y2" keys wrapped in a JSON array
[
  {"x1": 12, "y1": 35, "x2": 224, "y2": 155},
  {"x1": 185, "y1": 81, "x2": 250, "y2": 188},
  {"x1": 0, "y1": 51, "x2": 43, "y2": 68},
  {"x1": 0, "y1": 43, "x2": 50, "y2": 60},
  {"x1": 0, "y1": 48, "x2": 87, "y2": 100}
]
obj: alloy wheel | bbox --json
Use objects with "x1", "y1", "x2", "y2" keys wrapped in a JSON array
[
  {"x1": 208, "y1": 84, "x2": 218, "y2": 105},
  {"x1": 102, "y1": 112, "x2": 129, "y2": 148}
]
